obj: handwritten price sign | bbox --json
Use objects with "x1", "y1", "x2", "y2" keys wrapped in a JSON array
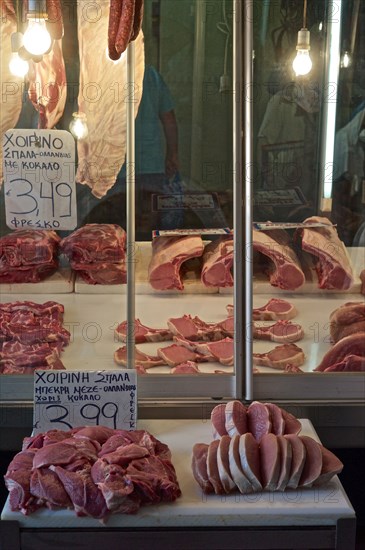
[
  {"x1": 33, "y1": 370, "x2": 137, "y2": 434},
  {"x1": 3, "y1": 129, "x2": 77, "y2": 231}
]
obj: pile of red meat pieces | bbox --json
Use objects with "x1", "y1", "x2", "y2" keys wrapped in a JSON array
[
  {"x1": 0, "y1": 301, "x2": 70, "y2": 374},
  {"x1": 4, "y1": 426, "x2": 181, "y2": 521}
]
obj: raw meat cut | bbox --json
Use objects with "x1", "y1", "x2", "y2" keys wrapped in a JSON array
[
  {"x1": 0, "y1": 2, "x2": 23, "y2": 187},
  {"x1": 167, "y1": 314, "x2": 219, "y2": 341},
  {"x1": 276, "y1": 436, "x2": 292, "y2": 491},
  {"x1": 253, "y1": 343, "x2": 305, "y2": 370},
  {"x1": 114, "y1": 346, "x2": 165, "y2": 369},
  {"x1": 247, "y1": 401, "x2": 272, "y2": 442},
  {"x1": 171, "y1": 362, "x2": 200, "y2": 374},
  {"x1": 228, "y1": 435, "x2": 253, "y2": 494},
  {"x1": 238, "y1": 433, "x2": 262, "y2": 492},
  {"x1": 259, "y1": 433, "x2": 280, "y2": 490},
  {"x1": 281, "y1": 409, "x2": 302, "y2": 435},
  {"x1": 217, "y1": 435, "x2": 236, "y2": 493},
  {"x1": 313, "y1": 445, "x2": 343, "y2": 486},
  {"x1": 315, "y1": 333, "x2": 365, "y2": 371},
  {"x1": 115, "y1": 319, "x2": 172, "y2": 343},
  {"x1": 284, "y1": 434, "x2": 306, "y2": 489},
  {"x1": 148, "y1": 236, "x2": 204, "y2": 291},
  {"x1": 264, "y1": 403, "x2": 285, "y2": 435},
  {"x1": 322, "y1": 354, "x2": 365, "y2": 372},
  {"x1": 76, "y1": 2, "x2": 144, "y2": 197},
  {"x1": 157, "y1": 344, "x2": 209, "y2": 367},
  {"x1": 201, "y1": 238, "x2": 234, "y2": 287},
  {"x1": 60, "y1": 224, "x2": 126, "y2": 284},
  {"x1": 195, "y1": 338, "x2": 234, "y2": 366},
  {"x1": 284, "y1": 364, "x2": 304, "y2": 373},
  {"x1": 5, "y1": 427, "x2": 180, "y2": 519},
  {"x1": 224, "y1": 401, "x2": 247, "y2": 437},
  {"x1": 329, "y1": 302, "x2": 365, "y2": 343},
  {"x1": 252, "y1": 299, "x2": 297, "y2": 321},
  {"x1": 28, "y1": 38, "x2": 66, "y2": 129},
  {"x1": 206, "y1": 440, "x2": 225, "y2": 495},
  {"x1": 298, "y1": 216, "x2": 354, "y2": 290},
  {"x1": 253, "y1": 320, "x2": 304, "y2": 343},
  {"x1": 298, "y1": 436, "x2": 323, "y2": 488},
  {"x1": 211, "y1": 403, "x2": 228, "y2": 439},
  {"x1": 253, "y1": 228, "x2": 305, "y2": 290},
  {"x1": 191, "y1": 443, "x2": 214, "y2": 494},
  {"x1": 0, "y1": 230, "x2": 61, "y2": 283}
]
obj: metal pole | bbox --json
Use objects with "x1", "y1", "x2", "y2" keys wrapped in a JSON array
[
  {"x1": 233, "y1": 0, "x2": 243, "y2": 400},
  {"x1": 126, "y1": 42, "x2": 136, "y2": 369},
  {"x1": 243, "y1": 0, "x2": 253, "y2": 401}
]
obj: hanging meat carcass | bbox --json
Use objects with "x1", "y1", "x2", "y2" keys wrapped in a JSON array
[
  {"x1": 76, "y1": 0, "x2": 145, "y2": 198},
  {"x1": 0, "y1": 1, "x2": 24, "y2": 186}
]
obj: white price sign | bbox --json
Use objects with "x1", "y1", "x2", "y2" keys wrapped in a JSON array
[
  {"x1": 33, "y1": 370, "x2": 137, "y2": 434},
  {"x1": 3, "y1": 129, "x2": 77, "y2": 231}
]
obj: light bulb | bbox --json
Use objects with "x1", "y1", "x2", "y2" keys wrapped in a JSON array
[
  {"x1": 23, "y1": 19, "x2": 52, "y2": 56},
  {"x1": 341, "y1": 51, "x2": 351, "y2": 68},
  {"x1": 69, "y1": 113, "x2": 89, "y2": 140},
  {"x1": 293, "y1": 50, "x2": 312, "y2": 76},
  {"x1": 9, "y1": 52, "x2": 29, "y2": 78}
]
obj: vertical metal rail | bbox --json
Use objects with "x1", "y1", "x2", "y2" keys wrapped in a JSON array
[
  {"x1": 233, "y1": 0, "x2": 243, "y2": 399},
  {"x1": 243, "y1": 0, "x2": 253, "y2": 401},
  {"x1": 126, "y1": 43, "x2": 136, "y2": 369}
]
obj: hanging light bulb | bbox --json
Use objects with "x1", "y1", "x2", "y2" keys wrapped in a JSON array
[
  {"x1": 69, "y1": 112, "x2": 89, "y2": 140},
  {"x1": 23, "y1": 0, "x2": 52, "y2": 56},
  {"x1": 292, "y1": 0, "x2": 312, "y2": 77},
  {"x1": 9, "y1": 32, "x2": 29, "y2": 77},
  {"x1": 341, "y1": 51, "x2": 351, "y2": 68},
  {"x1": 293, "y1": 28, "x2": 312, "y2": 76},
  {"x1": 9, "y1": 52, "x2": 29, "y2": 77}
]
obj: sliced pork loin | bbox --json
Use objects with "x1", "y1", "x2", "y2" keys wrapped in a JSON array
[
  {"x1": 148, "y1": 236, "x2": 204, "y2": 291},
  {"x1": 157, "y1": 344, "x2": 210, "y2": 367},
  {"x1": 259, "y1": 433, "x2": 280, "y2": 491},
  {"x1": 253, "y1": 343, "x2": 305, "y2": 370},
  {"x1": 264, "y1": 403, "x2": 285, "y2": 435},
  {"x1": 313, "y1": 445, "x2": 344, "y2": 486},
  {"x1": 252, "y1": 298, "x2": 297, "y2": 321},
  {"x1": 276, "y1": 436, "x2": 292, "y2": 491},
  {"x1": 284, "y1": 434, "x2": 306, "y2": 489},
  {"x1": 167, "y1": 314, "x2": 220, "y2": 341},
  {"x1": 114, "y1": 346, "x2": 166, "y2": 369},
  {"x1": 195, "y1": 338, "x2": 234, "y2": 366},
  {"x1": 207, "y1": 440, "x2": 225, "y2": 495},
  {"x1": 228, "y1": 435, "x2": 254, "y2": 494},
  {"x1": 217, "y1": 436, "x2": 236, "y2": 493},
  {"x1": 298, "y1": 216, "x2": 354, "y2": 290},
  {"x1": 239, "y1": 433, "x2": 262, "y2": 492},
  {"x1": 315, "y1": 332, "x2": 365, "y2": 371},
  {"x1": 114, "y1": 319, "x2": 172, "y2": 343},
  {"x1": 201, "y1": 238, "x2": 234, "y2": 288},
  {"x1": 298, "y1": 436, "x2": 323, "y2": 488},
  {"x1": 247, "y1": 401, "x2": 272, "y2": 442},
  {"x1": 191, "y1": 443, "x2": 214, "y2": 494},
  {"x1": 254, "y1": 321, "x2": 304, "y2": 344},
  {"x1": 171, "y1": 361, "x2": 200, "y2": 374},
  {"x1": 225, "y1": 401, "x2": 247, "y2": 437},
  {"x1": 211, "y1": 403, "x2": 228, "y2": 440},
  {"x1": 253, "y1": 228, "x2": 305, "y2": 290},
  {"x1": 281, "y1": 409, "x2": 302, "y2": 435}
]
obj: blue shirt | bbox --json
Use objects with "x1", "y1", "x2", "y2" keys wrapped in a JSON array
[{"x1": 120, "y1": 65, "x2": 175, "y2": 176}]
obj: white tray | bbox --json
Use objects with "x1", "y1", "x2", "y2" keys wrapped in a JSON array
[
  {"x1": 0, "y1": 419, "x2": 355, "y2": 528},
  {"x1": 0, "y1": 268, "x2": 74, "y2": 294}
]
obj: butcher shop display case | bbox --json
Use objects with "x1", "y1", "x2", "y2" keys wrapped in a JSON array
[{"x1": 0, "y1": 0, "x2": 364, "y2": 440}]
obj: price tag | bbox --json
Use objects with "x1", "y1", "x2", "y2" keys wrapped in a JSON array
[
  {"x1": 33, "y1": 370, "x2": 137, "y2": 434},
  {"x1": 3, "y1": 129, "x2": 77, "y2": 231},
  {"x1": 153, "y1": 227, "x2": 232, "y2": 238}
]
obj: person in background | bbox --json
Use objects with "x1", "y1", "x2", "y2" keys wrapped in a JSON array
[{"x1": 79, "y1": 64, "x2": 181, "y2": 239}]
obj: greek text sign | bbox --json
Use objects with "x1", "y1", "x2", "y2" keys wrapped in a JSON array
[
  {"x1": 33, "y1": 370, "x2": 137, "y2": 433},
  {"x1": 3, "y1": 129, "x2": 77, "y2": 230}
]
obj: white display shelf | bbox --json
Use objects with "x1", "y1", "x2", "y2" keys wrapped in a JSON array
[{"x1": 0, "y1": 268, "x2": 74, "y2": 294}]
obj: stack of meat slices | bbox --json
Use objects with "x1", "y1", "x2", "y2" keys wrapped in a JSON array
[
  {"x1": 192, "y1": 400, "x2": 343, "y2": 494},
  {"x1": 315, "y1": 301, "x2": 365, "y2": 372},
  {"x1": 0, "y1": 230, "x2": 61, "y2": 284},
  {"x1": 0, "y1": 301, "x2": 70, "y2": 374},
  {"x1": 4, "y1": 426, "x2": 181, "y2": 520},
  {"x1": 60, "y1": 224, "x2": 127, "y2": 284}
]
